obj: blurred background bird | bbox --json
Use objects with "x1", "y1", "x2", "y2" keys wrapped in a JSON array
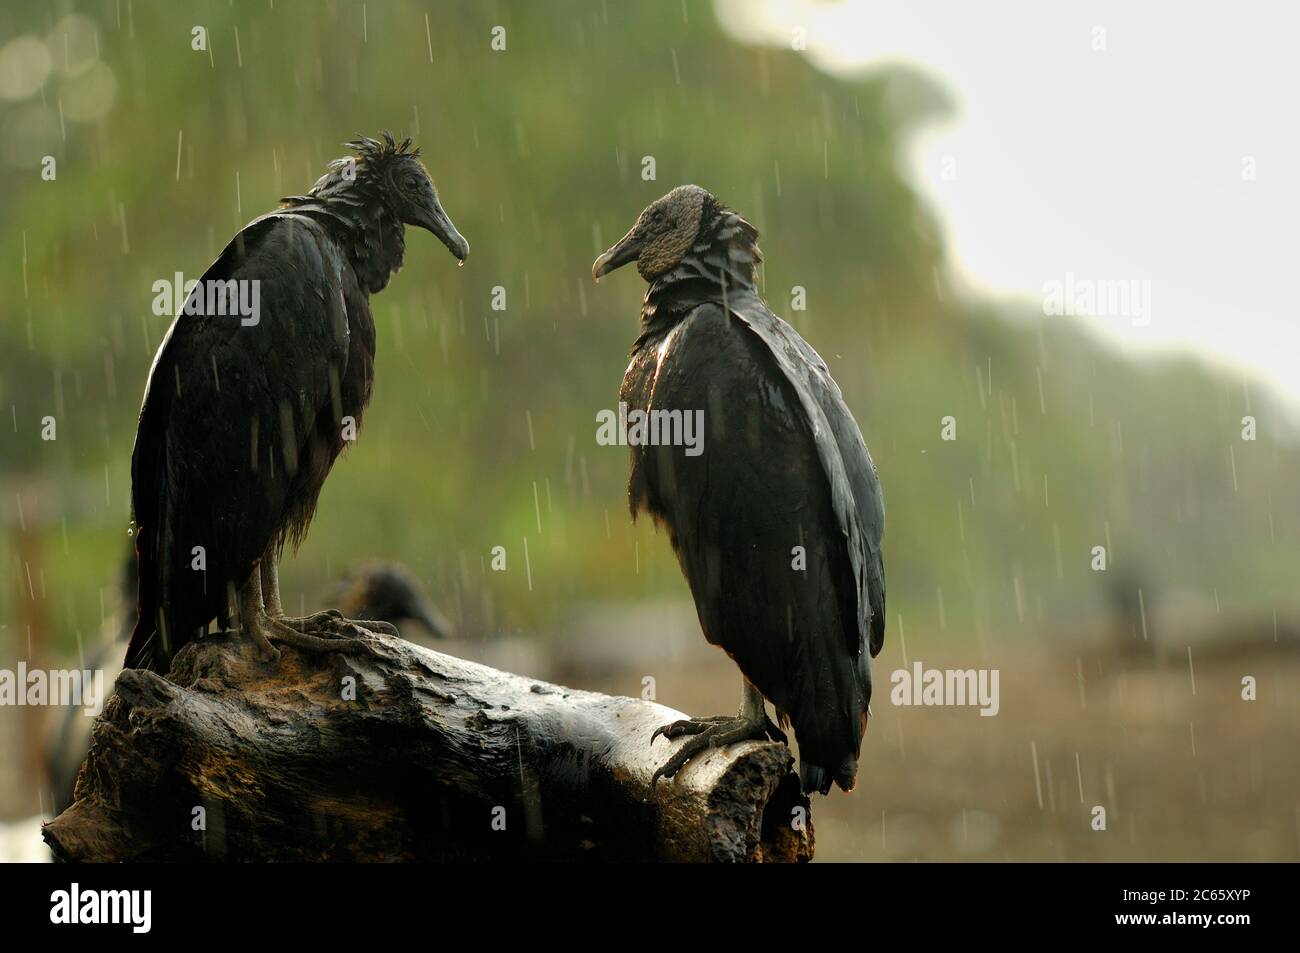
[{"x1": 325, "y1": 561, "x2": 454, "y2": 643}]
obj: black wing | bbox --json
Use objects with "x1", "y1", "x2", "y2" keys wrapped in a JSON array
[
  {"x1": 125, "y1": 213, "x2": 356, "y2": 671},
  {"x1": 726, "y1": 290, "x2": 886, "y2": 657}
]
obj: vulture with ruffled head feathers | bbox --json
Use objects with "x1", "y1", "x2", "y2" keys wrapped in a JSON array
[{"x1": 124, "y1": 133, "x2": 467, "y2": 673}]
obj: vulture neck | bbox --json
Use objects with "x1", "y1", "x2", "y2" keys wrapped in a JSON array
[
  {"x1": 639, "y1": 211, "x2": 762, "y2": 343},
  {"x1": 281, "y1": 190, "x2": 407, "y2": 295}
]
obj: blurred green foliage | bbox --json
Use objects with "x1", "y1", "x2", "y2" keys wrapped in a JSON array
[{"x1": 1, "y1": 0, "x2": 1296, "y2": 654}]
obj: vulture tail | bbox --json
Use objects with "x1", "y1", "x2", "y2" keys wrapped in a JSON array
[
  {"x1": 798, "y1": 650, "x2": 872, "y2": 795},
  {"x1": 799, "y1": 755, "x2": 860, "y2": 796},
  {"x1": 799, "y1": 762, "x2": 831, "y2": 796}
]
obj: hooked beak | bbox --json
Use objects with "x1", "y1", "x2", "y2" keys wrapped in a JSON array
[
  {"x1": 592, "y1": 228, "x2": 641, "y2": 281},
  {"x1": 414, "y1": 196, "x2": 470, "y2": 262},
  {"x1": 410, "y1": 599, "x2": 454, "y2": 640}
]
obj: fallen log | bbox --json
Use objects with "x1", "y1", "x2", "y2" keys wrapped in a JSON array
[{"x1": 43, "y1": 629, "x2": 813, "y2": 862}]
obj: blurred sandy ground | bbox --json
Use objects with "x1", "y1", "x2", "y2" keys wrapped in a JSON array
[{"x1": 2, "y1": 599, "x2": 1297, "y2": 862}]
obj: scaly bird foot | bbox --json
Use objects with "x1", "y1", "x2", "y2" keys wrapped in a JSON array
[
  {"x1": 347, "y1": 618, "x2": 401, "y2": 637},
  {"x1": 276, "y1": 609, "x2": 400, "y2": 638},
  {"x1": 650, "y1": 715, "x2": 734, "y2": 742},
  {"x1": 243, "y1": 616, "x2": 281, "y2": 664},
  {"x1": 649, "y1": 713, "x2": 787, "y2": 785},
  {"x1": 258, "y1": 611, "x2": 380, "y2": 659}
]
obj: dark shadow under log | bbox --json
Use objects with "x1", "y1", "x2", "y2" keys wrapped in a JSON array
[{"x1": 43, "y1": 630, "x2": 813, "y2": 862}]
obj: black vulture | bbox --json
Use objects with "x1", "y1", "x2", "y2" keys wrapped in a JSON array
[
  {"x1": 328, "y1": 561, "x2": 454, "y2": 640},
  {"x1": 592, "y1": 185, "x2": 886, "y2": 795},
  {"x1": 124, "y1": 132, "x2": 467, "y2": 673}
]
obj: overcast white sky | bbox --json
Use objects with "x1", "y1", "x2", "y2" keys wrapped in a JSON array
[{"x1": 716, "y1": 0, "x2": 1299, "y2": 407}]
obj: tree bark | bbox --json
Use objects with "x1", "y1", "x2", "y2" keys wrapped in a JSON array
[{"x1": 43, "y1": 630, "x2": 813, "y2": 862}]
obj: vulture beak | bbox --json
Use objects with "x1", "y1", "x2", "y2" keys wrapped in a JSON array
[
  {"x1": 592, "y1": 228, "x2": 642, "y2": 281},
  {"x1": 410, "y1": 598, "x2": 454, "y2": 640},
  {"x1": 414, "y1": 195, "x2": 470, "y2": 262}
]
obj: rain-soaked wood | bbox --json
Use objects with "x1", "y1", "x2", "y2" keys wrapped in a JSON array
[{"x1": 43, "y1": 629, "x2": 812, "y2": 862}]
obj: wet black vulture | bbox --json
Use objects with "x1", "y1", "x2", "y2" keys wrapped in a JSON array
[
  {"x1": 124, "y1": 133, "x2": 467, "y2": 673},
  {"x1": 592, "y1": 185, "x2": 886, "y2": 795}
]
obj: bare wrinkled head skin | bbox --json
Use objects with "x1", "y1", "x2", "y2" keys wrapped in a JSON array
[{"x1": 592, "y1": 184, "x2": 711, "y2": 282}]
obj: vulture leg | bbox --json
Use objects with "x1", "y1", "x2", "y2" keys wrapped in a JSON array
[
  {"x1": 257, "y1": 561, "x2": 390, "y2": 642},
  {"x1": 261, "y1": 558, "x2": 401, "y2": 637},
  {"x1": 237, "y1": 564, "x2": 281, "y2": 663},
  {"x1": 256, "y1": 558, "x2": 381, "y2": 656},
  {"x1": 649, "y1": 678, "x2": 787, "y2": 784},
  {"x1": 259, "y1": 560, "x2": 346, "y2": 631}
]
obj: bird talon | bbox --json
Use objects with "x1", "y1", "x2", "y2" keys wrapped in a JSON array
[
  {"x1": 354, "y1": 619, "x2": 400, "y2": 637},
  {"x1": 651, "y1": 717, "x2": 713, "y2": 743},
  {"x1": 648, "y1": 709, "x2": 777, "y2": 784},
  {"x1": 651, "y1": 759, "x2": 683, "y2": 786}
]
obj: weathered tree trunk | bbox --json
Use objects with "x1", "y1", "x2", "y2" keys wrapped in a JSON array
[{"x1": 43, "y1": 630, "x2": 813, "y2": 862}]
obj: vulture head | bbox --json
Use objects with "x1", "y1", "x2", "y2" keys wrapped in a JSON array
[
  {"x1": 297, "y1": 132, "x2": 470, "y2": 263},
  {"x1": 332, "y1": 561, "x2": 454, "y2": 639},
  {"x1": 592, "y1": 184, "x2": 720, "y2": 282}
]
